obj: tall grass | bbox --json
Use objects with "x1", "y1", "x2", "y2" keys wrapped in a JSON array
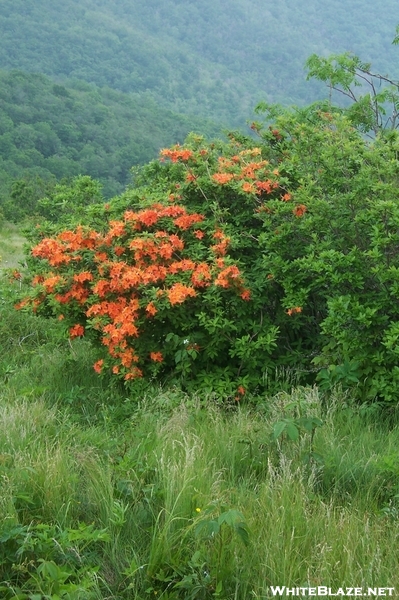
[
  {"x1": 2, "y1": 279, "x2": 399, "y2": 598},
  {"x1": 0, "y1": 221, "x2": 26, "y2": 269}
]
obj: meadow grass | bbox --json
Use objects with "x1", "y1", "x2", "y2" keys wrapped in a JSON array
[
  {"x1": 2, "y1": 279, "x2": 399, "y2": 598},
  {"x1": 0, "y1": 221, "x2": 27, "y2": 270}
]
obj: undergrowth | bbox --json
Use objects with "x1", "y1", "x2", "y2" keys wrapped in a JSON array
[{"x1": 1, "y1": 280, "x2": 399, "y2": 598}]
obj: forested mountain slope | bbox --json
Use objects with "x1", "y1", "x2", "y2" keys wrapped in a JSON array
[
  {"x1": 0, "y1": 70, "x2": 219, "y2": 207},
  {"x1": 1, "y1": 0, "x2": 398, "y2": 126}
]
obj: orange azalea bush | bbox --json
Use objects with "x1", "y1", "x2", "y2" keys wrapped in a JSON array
[
  {"x1": 18, "y1": 131, "x2": 313, "y2": 394},
  {"x1": 16, "y1": 134, "x2": 289, "y2": 391},
  {"x1": 21, "y1": 203, "x2": 249, "y2": 382},
  {"x1": 18, "y1": 107, "x2": 399, "y2": 402}
]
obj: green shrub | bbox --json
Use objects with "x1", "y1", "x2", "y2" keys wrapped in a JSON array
[{"x1": 15, "y1": 106, "x2": 399, "y2": 402}]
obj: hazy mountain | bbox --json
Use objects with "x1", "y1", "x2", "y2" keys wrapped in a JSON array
[{"x1": 1, "y1": 0, "x2": 398, "y2": 127}]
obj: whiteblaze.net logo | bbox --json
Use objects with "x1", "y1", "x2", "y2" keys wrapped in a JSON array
[{"x1": 268, "y1": 587, "x2": 395, "y2": 597}]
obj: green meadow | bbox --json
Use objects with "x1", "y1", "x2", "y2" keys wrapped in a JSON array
[{"x1": 1, "y1": 222, "x2": 399, "y2": 599}]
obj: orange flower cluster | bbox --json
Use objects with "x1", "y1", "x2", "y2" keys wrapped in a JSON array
[
  {"x1": 22, "y1": 197, "x2": 250, "y2": 382},
  {"x1": 211, "y1": 230, "x2": 231, "y2": 257},
  {"x1": 93, "y1": 359, "x2": 104, "y2": 373},
  {"x1": 286, "y1": 306, "x2": 302, "y2": 316},
  {"x1": 256, "y1": 180, "x2": 278, "y2": 194},
  {"x1": 70, "y1": 324, "x2": 85, "y2": 338},
  {"x1": 293, "y1": 204, "x2": 307, "y2": 217},
  {"x1": 242, "y1": 182, "x2": 255, "y2": 193},
  {"x1": 146, "y1": 302, "x2": 157, "y2": 317},
  {"x1": 215, "y1": 265, "x2": 242, "y2": 288},
  {"x1": 198, "y1": 145, "x2": 283, "y2": 204},
  {"x1": 191, "y1": 263, "x2": 212, "y2": 287},
  {"x1": 22, "y1": 136, "x2": 294, "y2": 382},
  {"x1": 160, "y1": 146, "x2": 194, "y2": 162},
  {"x1": 212, "y1": 173, "x2": 234, "y2": 185},
  {"x1": 43, "y1": 275, "x2": 64, "y2": 293},
  {"x1": 173, "y1": 213, "x2": 204, "y2": 230},
  {"x1": 234, "y1": 385, "x2": 246, "y2": 402},
  {"x1": 167, "y1": 283, "x2": 197, "y2": 305},
  {"x1": 11, "y1": 270, "x2": 22, "y2": 281}
]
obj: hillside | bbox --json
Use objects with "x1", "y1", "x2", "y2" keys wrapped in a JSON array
[
  {"x1": 0, "y1": 70, "x2": 220, "y2": 211},
  {"x1": 1, "y1": 0, "x2": 398, "y2": 127}
]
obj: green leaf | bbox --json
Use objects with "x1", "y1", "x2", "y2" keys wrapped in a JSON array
[
  {"x1": 285, "y1": 421, "x2": 299, "y2": 441},
  {"x1": 272, "y1": 420, "x2": 287, "y2": 440}
]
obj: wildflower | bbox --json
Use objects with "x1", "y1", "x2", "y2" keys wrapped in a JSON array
[
  {"x1": 150, "y1": 351, "x2": 163, "y2": 362},
  {"x1": 114, "y1": 246, "x2": 125, "y2": 256},
  {"x1": 137, "y1": 209, "x2": 159, "y2": 227},
  {"x1": 160, "y1": 146, "x2": 194, "y2": 162},
  {"x1": 191, "y1": 263, "x2": 212, "y2": 287},
  {"x1": 107, "y1": 220, "x2": 126, "y2": 239},
  {"x1": 14, "y1": 298, "x2": 30, "y2": 310},
  {"x1": 93, "y1": 359, "x2": 104, "y2": 373},
  {"x1": 167, "y1": 283, "x2": 197, "y2": 305},
  {"x1": 146, "y1": 302, "x2": 158, "y2": 317},
  {"x1": 124, "y1": 367, "x2": 143, "y2": 380},
  {"x1": 73, "y1": 271, "x2": 93, "y2": 283},
  {"x1": 212, "y1": 173, "x2": 234, "y2": 185},
  {"x1": 286, "y1": 306, "x2": 302, "y2": 316},
  {"x1": 173, "y1": 213, "x2": 204, "y2": 230},
  {"x1": 69, "y1": 324, "x2": 85, "y2": 338},
  {"x1": 215, "y1": 265, "x2": 242, "y2": 288},
  {"x1": 293, "y1": 204, "x2": 307, "y2": 217},
  {"x1": 43, "y1": 275, "x2": 64, "y2": 293},
  {"x1": 195, "y1": 507, "x2": 202, "y2": 513},
  {"x1": 235, "y1": 385, "x2": 246, "y2": 401},
  {"x1": 256, "y1": 180, "x2": 273, "y2": 194},
  {"x1": 242, "y1": 182, "x2": 255, "y2": 193}
]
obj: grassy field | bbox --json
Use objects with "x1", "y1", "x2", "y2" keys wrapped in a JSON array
[
  {"x1": 1, "y1": 274, "x2": 399, "y2": 599},
  {"x1": 0, "y1": 221, "x2": 27, "y2": 270}
]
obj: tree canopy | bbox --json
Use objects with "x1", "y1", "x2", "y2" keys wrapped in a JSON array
[
  {"x1": 0, "y1": 70, "x2": 220, "y2": 218},
  {"x1": 0, "y1": 0, "x2": 398, "y2": 125}
]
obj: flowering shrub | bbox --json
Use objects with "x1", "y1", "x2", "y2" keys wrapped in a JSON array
[
  {"x1": 18, "y1": 109, "x2": 399, "y2": 402},
  {"x1": 18, "y1": 135, "x2": 295, "y2": 392}
]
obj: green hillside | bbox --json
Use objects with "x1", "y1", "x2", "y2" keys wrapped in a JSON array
[
  {"x1": 1, "y1": 0, "x2": 398, "y2": 126},
  {"x1": 0, "y1": 70, "x2": 220, "y2": 211}
]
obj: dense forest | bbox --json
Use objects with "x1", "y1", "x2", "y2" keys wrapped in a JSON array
[
  {"x1": 0, "y1": 0, "x2": 398, "y2": 124},
  {"x1": 0, "y1": 70, "x2": 221, "y2": 217}
]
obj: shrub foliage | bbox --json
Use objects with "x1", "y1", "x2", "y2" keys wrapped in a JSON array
[{"x1": 16, "y1": 103, "x2": 399, "y2": 401}]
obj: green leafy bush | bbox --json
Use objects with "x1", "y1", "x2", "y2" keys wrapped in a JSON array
[
  {"x1": 0, "y1": 521, "x2": 109, "y2": 599},
  {"x1": 16, "y1": 102, "x2": 399, "y2": 402}
]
